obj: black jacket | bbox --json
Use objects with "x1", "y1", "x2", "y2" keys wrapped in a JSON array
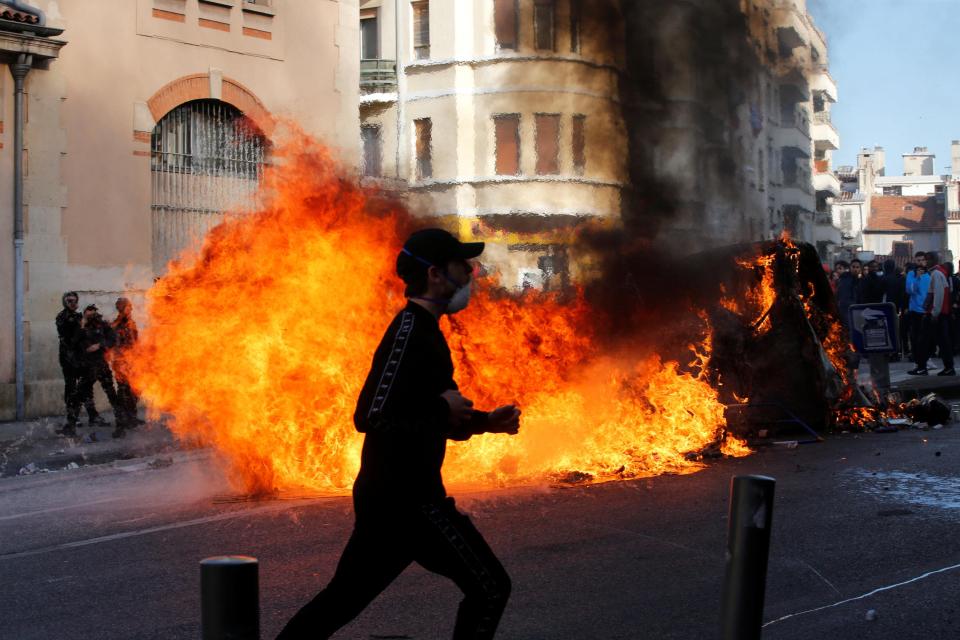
[
  {"x1": 74, "y1": 318, "x2": 116, "y2": 367},
  {"x1": 353, "y1": 301, "x2": 489, "y2": 509},
  {"x1": 861, "y1": 272, "x2": 885, "y2": 304},
  {"x1": 55, "y1": 308, "x2": 82, "y2": 367}
]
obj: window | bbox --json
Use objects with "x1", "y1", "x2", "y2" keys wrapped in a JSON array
[
  {"x1": 569, "y1": 0, "x2": 581, "y2": 52},
  {"x1": 412, "y1": 1, "x2": 430, "y2": 60},
  {"x1": 535, "y1": 114, "x2": 560, "y2": 175},
  {"x1": 534, "y1": 0, "x2": 555, "y2": 51},
  {"x1": 360, "y1": 10, "x2": 379, "y2": 60},
  {"x1": 883, "y1": 186, "x2": 902, "y2": 196},
  {"x1": 494, "y1": 114, "x2": 521, "y2": 175},
  {"x1": 494, "y1": 0, "x2": 518, "y2": 50},
  {"x1": 572, "y1": 114, "x2": 586, "y2": 175},
  {"x1": 414, "y1": 118, "x2": 432, "y2": 180},
  {"x1": 361, "y1": 125, "x2": 382, "y2": 177},
  {"x1": 150, "y1": 100, "x2": 267, "y2": 274}
]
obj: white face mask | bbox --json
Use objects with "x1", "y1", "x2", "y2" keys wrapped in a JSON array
[{"x1": 445, "y1": 280, "x2": 471, "y2": 314}]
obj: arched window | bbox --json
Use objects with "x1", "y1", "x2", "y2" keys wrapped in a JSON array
[{"x1": 150, "y1": 99, "x2": 267, "y2": 273}]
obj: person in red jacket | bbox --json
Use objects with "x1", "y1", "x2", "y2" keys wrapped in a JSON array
[{"x1": 924, "y1": 252, "x2": 955, "y2": 376}]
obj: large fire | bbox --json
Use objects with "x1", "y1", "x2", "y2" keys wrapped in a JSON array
[{"x1": 126, "y1": 131, "x2": 749, "y2": 495}]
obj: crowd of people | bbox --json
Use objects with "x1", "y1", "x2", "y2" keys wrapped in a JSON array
[
  {"x1": 832, "y1": 251, "x2": 960, "y2": 378},
  {"x1": 54, "y1": 292, "x2": 144, "y2": 439}
]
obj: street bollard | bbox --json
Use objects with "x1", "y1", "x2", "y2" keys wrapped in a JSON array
[
  {"x1": 201, "y1": 555, "x2": 260, "y2": 640},
  {"x1": 721, "y1": 475, "x2": 775, "y2": 640}
]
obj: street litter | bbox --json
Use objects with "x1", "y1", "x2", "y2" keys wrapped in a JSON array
[
  {"x1": 866, "y1": 609, "x2": 877, "y2": 621},
  {"x1": 148, "y1": 457, "x2": 174, "y2": 469},
  {"x1": 82, "y1": 432, "x2": 99, "y2": 444},
  {"x1": 65, "y1": 462, "x2": 79, "y2": 470}
]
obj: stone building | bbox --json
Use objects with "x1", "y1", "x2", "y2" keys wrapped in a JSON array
[
  {"x1": 0, "y1": 0, "x2": 360, "y2": 419},
  {"x1": 356, "y1": 0, "x2": 840, "y2": 280},
  {"x1": 358, "y1": 0, "x2": 627, "y2": 289}
]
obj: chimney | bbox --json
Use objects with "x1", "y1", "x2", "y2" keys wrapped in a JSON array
[{"x1": 903, "y1": 146, "x2": 935, "y2": 177}]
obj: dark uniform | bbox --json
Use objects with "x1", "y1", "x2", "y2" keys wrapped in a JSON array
[
  {"x1": 55, "y1": 297, "x2": 98, "y2": 422},
  {"x1": 67, "y1": 313, "x2": 123, "y2": 429},
  {"x1": 111, "y1": 307, "x2": 140, "y2": 424},
  {"x1": 277, "y1": 301, "x2": 511, "y2": 640}
]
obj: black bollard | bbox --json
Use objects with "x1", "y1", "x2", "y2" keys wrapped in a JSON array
[
  {"x1": 721, "y1": 475, "x2": 775, "y2": 640},
  {"x1": 201, "y1": 555, "x2": 260, "y2": 640}
]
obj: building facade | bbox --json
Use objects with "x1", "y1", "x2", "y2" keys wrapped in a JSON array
[
  {"x1": 359, "y1": 0, "x2": 627, "y2": 289},
  {"x1": 1, "y1": 0, "x2": 360, "y2": 418},
  {"x1": 358, "y1": 0, "x2": 839, "y2": 280}
]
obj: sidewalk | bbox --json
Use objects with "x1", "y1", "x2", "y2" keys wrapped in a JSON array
[
  {"x1": 0, "y1": 410, "x2": 181, "y2": 478},
  {"x1": 863, "y1": 359, "x2": 960, "y2": 399}
]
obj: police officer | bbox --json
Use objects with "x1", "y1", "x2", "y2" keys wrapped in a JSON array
[
  {"x1": 65, "y1": 305, "x2": 126, "y2": 438},
  {"x1": 110, "y1": 297, "x2": 143, "y2": 427},
  {"x1": 278, "y1": 229, "x2": 521, "y2": 640},
  {"x1": 55, "y1": 291, "x2": 102, "y2": 433}
]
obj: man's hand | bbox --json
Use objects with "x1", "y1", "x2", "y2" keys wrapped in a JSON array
[
  {"x1": 487, "y1": 404, "x2": 521, "y2": 434},
  {"x1": 85, "y1": 343, "x2": 101, "y2": 353},
  {"x1": 441, "y1": 389, "x2": 474, "y2": 427}
]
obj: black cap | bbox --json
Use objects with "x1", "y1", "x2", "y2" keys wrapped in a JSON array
[{"x1": 397, "y1": 228, "x2": 484, "y2": 278}]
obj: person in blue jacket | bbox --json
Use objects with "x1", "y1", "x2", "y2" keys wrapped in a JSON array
[{"x1": 906, "y1": 252, "x2": 932, "y2": 374}]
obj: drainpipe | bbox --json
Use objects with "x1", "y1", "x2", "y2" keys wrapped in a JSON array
[
  {"x1": 12, "y1": 54, "x2": 31, "y2": 420},
  {"x1": 394, "y1": 0, "x2": 403, "y2": 180}
]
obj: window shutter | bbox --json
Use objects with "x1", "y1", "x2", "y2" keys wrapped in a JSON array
[
  {"x1": 494, "y1": 115, "x2": 520, "y2": 176},
  {"x1": 494, "y1": 0, "x2": 517, "y2": 50},
  {"x1": 535, "y1": 114, "x2": 560, "y2": 175}
]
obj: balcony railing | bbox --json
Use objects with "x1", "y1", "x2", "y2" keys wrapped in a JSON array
[
  {"x1": 813, "y1": 111, "x2": 831, "y2": 124},
  {"x1": 360, "y1": 59, "x2": 397, "y2": 94}
]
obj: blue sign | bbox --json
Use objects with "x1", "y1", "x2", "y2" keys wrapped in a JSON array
[{"x1": 848, "y1": 303, "x2": 898, "y2": 353}]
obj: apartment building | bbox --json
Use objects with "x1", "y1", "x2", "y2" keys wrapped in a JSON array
[
  {"x1": 0, "y1": 0, "x2": 360, "y2": 418},
  {"x1": 358, "y1": 0, "x2": 839, "y2": 271},
  {"x1": 359, "y1": 0, "x2": 627, "y2": 289},
  {"x1": 833, "y1": 145, "x2": 951, "y2": 260}
]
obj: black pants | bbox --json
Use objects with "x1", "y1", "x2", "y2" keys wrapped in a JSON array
[
  {"x1": 115, "y1": 372, "x2": 139, "y2": 422},
  {"x1": 60, "y1": 359, "x2": 98, "y2": 420},
  {"x1": 933, "y1": 316, "x2": 955, "y2": 370},
  {"x1": 67, "y1": 360, "x2": 121, "y2": 425},
  {"x1": 910, "y1": 311, "x2": 929, "y2": 368},
  {"x1": 277, "y1": 498, "x2": 511, "y2": 640},
  {"x1": 900, "y1": 311, "x2": 911, "y2": 356}
]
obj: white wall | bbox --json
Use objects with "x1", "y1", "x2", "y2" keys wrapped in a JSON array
[{"x1": 863, "y1": 231, "x2": 944, "y2": 256}]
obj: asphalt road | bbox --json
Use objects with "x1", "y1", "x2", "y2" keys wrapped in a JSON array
[{"x1": 1, "y1": 429, "x2": 959, "y2": 639}]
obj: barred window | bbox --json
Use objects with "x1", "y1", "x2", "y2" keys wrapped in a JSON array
[
  {"x1": 494, "y1": 0, "x2": 518, "y2": 50},
  {"x1": 535, "y1": 113, "x2": 560, "y2": 175},
  {"x1": 415, "y1": 118, "x2": 433, "y2": 180}
]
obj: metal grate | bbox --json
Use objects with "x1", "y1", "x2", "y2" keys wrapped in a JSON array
[{"x1": 150, "y1": 99, "x2": 267, "y2": 274}]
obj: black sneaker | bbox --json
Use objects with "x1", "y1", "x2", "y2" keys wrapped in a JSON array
[
  {"x1": 907, "y1": 368, "x2": 929, "y2": 376},
  {"x1": 111, "y1": 427, "x2": 126, "y2": 439},
  {"x1": 57, "y1": 424, "x2": 78, "y2": 437},
  {"x1": 938, "y1": 368, "x2": 956, "y2": 376},
  {"x1": 88, "y1": 416, "x2": 108, "y2": 427}
]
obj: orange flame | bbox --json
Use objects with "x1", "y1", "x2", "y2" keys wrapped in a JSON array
[{"x1": 126, "y1": 131, "x2": 747, "y2": 495}]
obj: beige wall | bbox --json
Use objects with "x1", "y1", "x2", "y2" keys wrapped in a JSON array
[
  {"x1": 359, "y1": 0, "x2": 625, "y2": 286},
  {"x1": 1, "y1": 0, "x2": 360, "y2": 418}
]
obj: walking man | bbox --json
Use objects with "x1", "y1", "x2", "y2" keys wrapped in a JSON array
[
  {"x1": 55, "y1": 291, "x2": 102, "y2": 431},
  {"x1": 278, "y1": 228, "x2": 520, "y2": 640}
]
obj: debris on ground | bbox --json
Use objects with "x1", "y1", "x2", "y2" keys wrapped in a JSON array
[
  {"x1": 82, "y1": 432, "x2": 99, "y2": 444},
  {"x1": 18, "y1": 462, "x2": 39, "y2": 475},
  {"x1": 148, "y1": 457, "x2": 174, "y2": 469},
  {"x1": 865, "y1": 609, "x2": 878, "y2": 621},
  {"x1": 65, "y1": 462, "x2": 80, "y2": 470}
]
